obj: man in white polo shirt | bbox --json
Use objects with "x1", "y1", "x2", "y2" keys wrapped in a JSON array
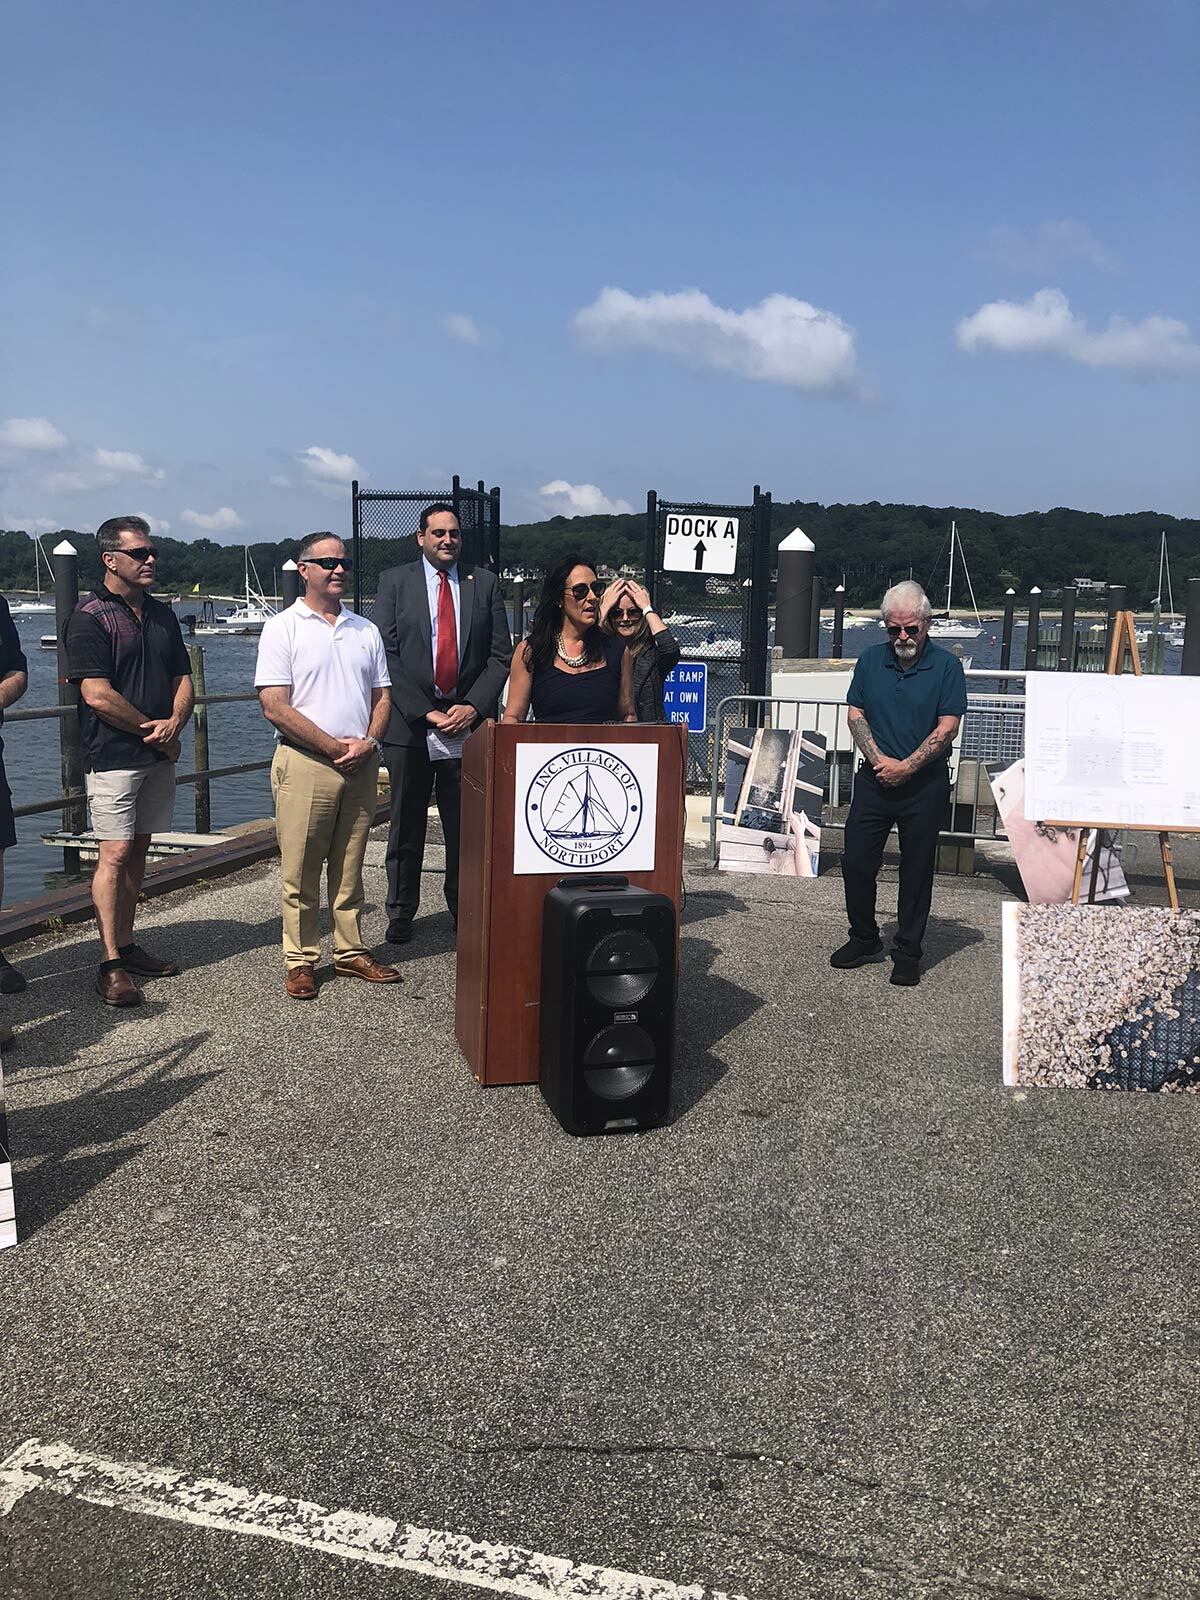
[{"x1": 255, "y1": 532, "x2": 401, "y2": 1000}]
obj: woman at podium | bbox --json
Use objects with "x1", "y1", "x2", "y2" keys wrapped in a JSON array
[{"x1": 502, "y1": 555, "x2": 636, "y2": 725}]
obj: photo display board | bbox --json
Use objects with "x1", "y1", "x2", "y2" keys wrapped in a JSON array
[{"x1": 1023, "y1": 674, "x2": 1200, "y2": 829}]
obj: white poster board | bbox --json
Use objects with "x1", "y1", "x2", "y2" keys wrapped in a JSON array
[
  {"x1": 513, "y1": 742, "x2": 659, "y2": 875},
  {"x1": 1023, "y1": 674, "x2": 1200, "y2": 828}
]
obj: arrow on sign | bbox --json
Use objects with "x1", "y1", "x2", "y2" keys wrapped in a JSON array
[{"x1": 693, "y1": 541, "x2": 706, "y2": 570}]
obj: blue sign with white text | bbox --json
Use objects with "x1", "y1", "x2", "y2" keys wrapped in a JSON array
[{"x1": 661, "y1": 662, "x2": 708, "y2": 732}]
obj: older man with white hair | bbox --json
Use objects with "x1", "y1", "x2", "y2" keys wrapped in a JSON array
[{"x1": 831, "y1": 581, "x2": 966, "y2": 985}]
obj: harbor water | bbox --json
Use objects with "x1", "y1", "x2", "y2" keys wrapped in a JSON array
[{"x1": 0, "y1": 607, "x2": 1184, "y2": 908}]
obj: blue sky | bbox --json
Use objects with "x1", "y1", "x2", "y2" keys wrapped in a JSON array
[{"x1": 3, "y1": 0, "x2": 1197, "y2": 542}]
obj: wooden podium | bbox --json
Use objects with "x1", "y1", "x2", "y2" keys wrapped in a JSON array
[{"x1": 454, "y1": 721, "x2": 687, "y2": 1086}]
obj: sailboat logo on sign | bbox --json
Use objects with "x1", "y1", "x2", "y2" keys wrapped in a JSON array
[
  {"x1": 525, "y1": 747, "x2": 644, "y2": 868},
  {"x1": 663, "y1": 513, "x2": 739, "y2": 575}
]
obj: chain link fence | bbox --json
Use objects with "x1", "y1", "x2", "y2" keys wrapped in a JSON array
[{"x1": 351, "y1": 477, "x2": 500, "y2": 613}]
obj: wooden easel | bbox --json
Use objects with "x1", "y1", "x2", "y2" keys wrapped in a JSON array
[{"x1": 1048, "y1": 612, "x2": 1180, "y2": 910}]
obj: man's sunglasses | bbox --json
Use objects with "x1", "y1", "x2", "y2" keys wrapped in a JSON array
[
  {"x1": 116, "y1": 546, "x2": 157, "y2": 563},
  {"x1": 885, "y1": 622, "x2": 923, "y2": 638},
  {"x1": 301, "y1": 556, "x2": 353, "y2": 572},
  {"x1": 612, "y1": 608, "x2": 641, "y2": 622},
  {"x1": 565, "y1": 580, "x2": 606, "y2": 601}
]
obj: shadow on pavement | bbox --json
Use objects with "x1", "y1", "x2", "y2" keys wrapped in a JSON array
[
  {"x1": 911, "y1": 914, "x2": 989, "y2": 974},
  {"x1": 669, "y1": 934, "x2": 762, "y2": 1123},
  {"x1": 9, "y1": 1032, "x2": 219, "y2": 1241}
]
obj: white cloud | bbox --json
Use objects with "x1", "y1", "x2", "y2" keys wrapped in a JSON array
[
  {"x1": 44, "y1": 446, "x2": 166, "y2": 494},
  {"x1": 94, "y1": 448, "x2": 165, "y2": 481},
  {"x1": 269, "y1": 474, "x2": 292, "y2": 489},
  {"x1": 573, "y1": 287, "x2": 860, "y2": 394},
  {"x1": 956, "y1": 288, "x2": 1200, "y2": 374},
  {"x1": 180, "y1": 506, "x2": 243, "y2": 532},
  {"x1": 297, "y1": 446, "x2": 360, "y2": 488},
  {"x1": 538, "y1": 480, "x2": 634, "y2": 518},
  {"x1": 442, "y1": 312, "x2": 481, "y2": 345},
  {"x1": 0, "y1": 416, "x2": 67, "y2": 451},
  {"x1": 984, "y1": 220, "x2": 1116, "y2": 275},
  {"x1": 0, "y1": 514, "x2": 58, "y2": 533},
  {"x1": 137, "y1": 514, "x2": 171, "y2": 535}
]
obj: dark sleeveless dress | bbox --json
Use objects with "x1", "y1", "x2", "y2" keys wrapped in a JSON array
[{"x1": 530, "y1": 636, "x2": 625, "y2": 724}]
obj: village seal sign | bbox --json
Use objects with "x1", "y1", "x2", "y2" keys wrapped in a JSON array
[{"x1": 525, "y1": 746, "x2": 644, "y2": 868}]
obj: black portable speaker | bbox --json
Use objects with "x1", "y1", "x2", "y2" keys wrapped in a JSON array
[{"x1": 539, "y1": 875, "x2": 677, "y2": 1136}]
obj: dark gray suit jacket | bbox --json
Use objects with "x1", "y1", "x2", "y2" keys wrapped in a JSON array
[{"x1": 372, "y1": 560, "x2": 512, "y2": 748}]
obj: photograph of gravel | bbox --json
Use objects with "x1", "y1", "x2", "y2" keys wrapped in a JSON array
[{"x1": 1002, "y1": 903, "x2": 1200, "y2": 1092}]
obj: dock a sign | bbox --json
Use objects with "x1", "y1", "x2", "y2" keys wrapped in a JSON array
[
  {"x1": 663, "y1": 512, "x2": 739, "y2": 575},
  {"x1": 514, "y1": 742, "x2": 659, "y2": 875}
]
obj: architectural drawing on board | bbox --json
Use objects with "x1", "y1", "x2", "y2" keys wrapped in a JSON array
[{"x1": 1023, "y1": 675, "x2": 1200, "y2": 830}]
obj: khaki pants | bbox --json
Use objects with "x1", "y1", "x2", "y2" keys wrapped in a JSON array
[{"x1": 271, "y1": 744, "x2": 379, "y2": 968}]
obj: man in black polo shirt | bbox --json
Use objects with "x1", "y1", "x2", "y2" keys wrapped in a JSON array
[
  {"x1": 831, "y1": 581, "x2": 967, "y2": 986},
  {"x1": 65, "y1": 516, "x2": 194, "y2": 1006}
]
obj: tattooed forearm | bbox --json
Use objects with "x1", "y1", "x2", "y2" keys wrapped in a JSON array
[
  {"x1": 904, "y1": 721, "x2": 957, "y2": 774},
  {"x1": 849, "y1": 712, "x2": 881, "y2": 766}
]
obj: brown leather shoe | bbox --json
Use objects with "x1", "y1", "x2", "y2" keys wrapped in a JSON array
[
  {"x1": 97, "y1": 965, "x2": 143, "y2": 1007},
  {"x1": 118, "y1": 942, "x2": 180, "y2": 977},
  {"x1": 335, "y1": 953, "x2": 402, "y2": 984},
  {"x1": 285, "y1": 963, "x2": 317, "y2": 1000}
]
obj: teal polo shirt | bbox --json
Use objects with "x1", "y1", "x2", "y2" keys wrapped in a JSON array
[{"x1": 846, "y1": 641, "x2": 967, "y2": 762}]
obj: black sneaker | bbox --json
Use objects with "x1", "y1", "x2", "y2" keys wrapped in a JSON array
[
  {"x1": 0, "y1": 952, "x2": 26, "y2": 994},
  {"x1": 830, "y1": 936, "x2": 884, "y2": 969},
  {"x1": 890, "y1": 955, "x2": 921, "y2": 986}
]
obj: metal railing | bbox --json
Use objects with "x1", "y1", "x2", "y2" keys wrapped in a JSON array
[
  {"x1": 707, "y1": 670, "x2": 1027, "y2": 866},
  {"x1": 7, "y1": 689, "x2": 269, "y2": 868}
]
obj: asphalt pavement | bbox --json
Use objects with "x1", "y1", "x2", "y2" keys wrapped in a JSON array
[{"x1": 0, "y1": 835, "x2": 1197, "y2": 1599}]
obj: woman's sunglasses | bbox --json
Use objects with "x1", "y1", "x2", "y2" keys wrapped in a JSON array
[
  {"x1": 302, "y1": 556, "x2": 353, "y2": 572},
  {"x1": 565, "y1": 580, "x2": 606, "y2": 601},
  {"x1": 612, "y1": 608, "x2": 641, "y2": 622}
]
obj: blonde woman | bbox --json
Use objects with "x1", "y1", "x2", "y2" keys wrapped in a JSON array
[{"x1": 603, "y1": 579, "x2": 681, "y2": 723}]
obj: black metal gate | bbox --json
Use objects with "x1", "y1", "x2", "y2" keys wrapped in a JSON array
[
  {"x1": 643, "y1": 485, "x2": 772, "y2": 779},
  {"x1": 351, "y1": 475, "x2": 500, "y2": 614}
]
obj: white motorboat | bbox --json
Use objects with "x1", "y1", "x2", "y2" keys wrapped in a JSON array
[
  {"x1": 194, "y1": 548, "x2": 276, "y2": 636},
  {"x1": 8, "y1": 536, "x2": 55, "y2": 615}
]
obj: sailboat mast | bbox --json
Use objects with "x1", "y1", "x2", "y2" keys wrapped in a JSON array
[
  {"x1": 580, "y1": 770, "x2": 591, "y2": 837},
  {"x1": 946, "y1": 521, "x2": 955, "y2": 615}
]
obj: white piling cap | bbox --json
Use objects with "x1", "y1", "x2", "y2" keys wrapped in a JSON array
[
  {"x1": 835, "y1": 583, "x2": 845, "y2": 593},
  {"x1": 282, "y1": 559, "x2": 298, "y2": 571},
  {"x1": 1006, "y1": 587, "x2": 1016, "y2": 595},
  {"x1": 53, "y1": 540, "x2": 77, "y2": 557},
  {"x1": 778, "y1": 527, "x2": 814, "y2": 552},
  {"x1": 1030, "y1": 586, "x2": 1042, "y2": 595}
]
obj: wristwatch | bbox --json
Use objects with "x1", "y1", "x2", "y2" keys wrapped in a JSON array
[
  {"x1": 367, "y1": 736, "x2": 383, "y2": 754},
  {"x1": 640, "y1": 603, "x2": 655, "y2": 616}
]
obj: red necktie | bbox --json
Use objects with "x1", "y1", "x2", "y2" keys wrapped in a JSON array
[{"x1": 435, "y1": 571, "x2": 458, "y2": 696}]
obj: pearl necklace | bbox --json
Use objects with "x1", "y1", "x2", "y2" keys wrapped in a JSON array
[{"x1": 555, "y1": 633, "x2": 588, "y2": 668}]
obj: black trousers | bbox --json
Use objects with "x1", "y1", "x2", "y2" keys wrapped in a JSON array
[
  {"x1": 841, "y1": 761, "x2": 950, "y2": 961},
  {"x1": 382, "y1": 744, "x2": 462, "y2": 928}
]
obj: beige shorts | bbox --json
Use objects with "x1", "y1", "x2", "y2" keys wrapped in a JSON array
[{"x1": 86, "y1": 762, "x2": 177, "y2": 841}]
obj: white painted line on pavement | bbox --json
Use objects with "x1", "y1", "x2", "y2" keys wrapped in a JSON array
[{"x1": 0, "y1": 1439, "x2": 747, "y2": 1600}]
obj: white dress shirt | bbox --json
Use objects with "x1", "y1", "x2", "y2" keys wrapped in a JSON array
[
  {"x1": 423, "y1": 556, "x2": 461, "y2": 686},
  {"x1": 255, "y1": 600, "x2": 390, "y2": 739}
]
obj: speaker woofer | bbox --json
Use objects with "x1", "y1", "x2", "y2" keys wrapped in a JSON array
[
  {"x1": 585, "y1": 930, "x2": 660, "y2": 1007},
  {"x1": 581, "y1": 1023, "x2": 656, "y2": 1100}
]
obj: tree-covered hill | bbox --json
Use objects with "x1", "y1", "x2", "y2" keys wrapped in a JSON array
[{"x1": 2, "y1": 501, "x2": 1196, "y2": 607}]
